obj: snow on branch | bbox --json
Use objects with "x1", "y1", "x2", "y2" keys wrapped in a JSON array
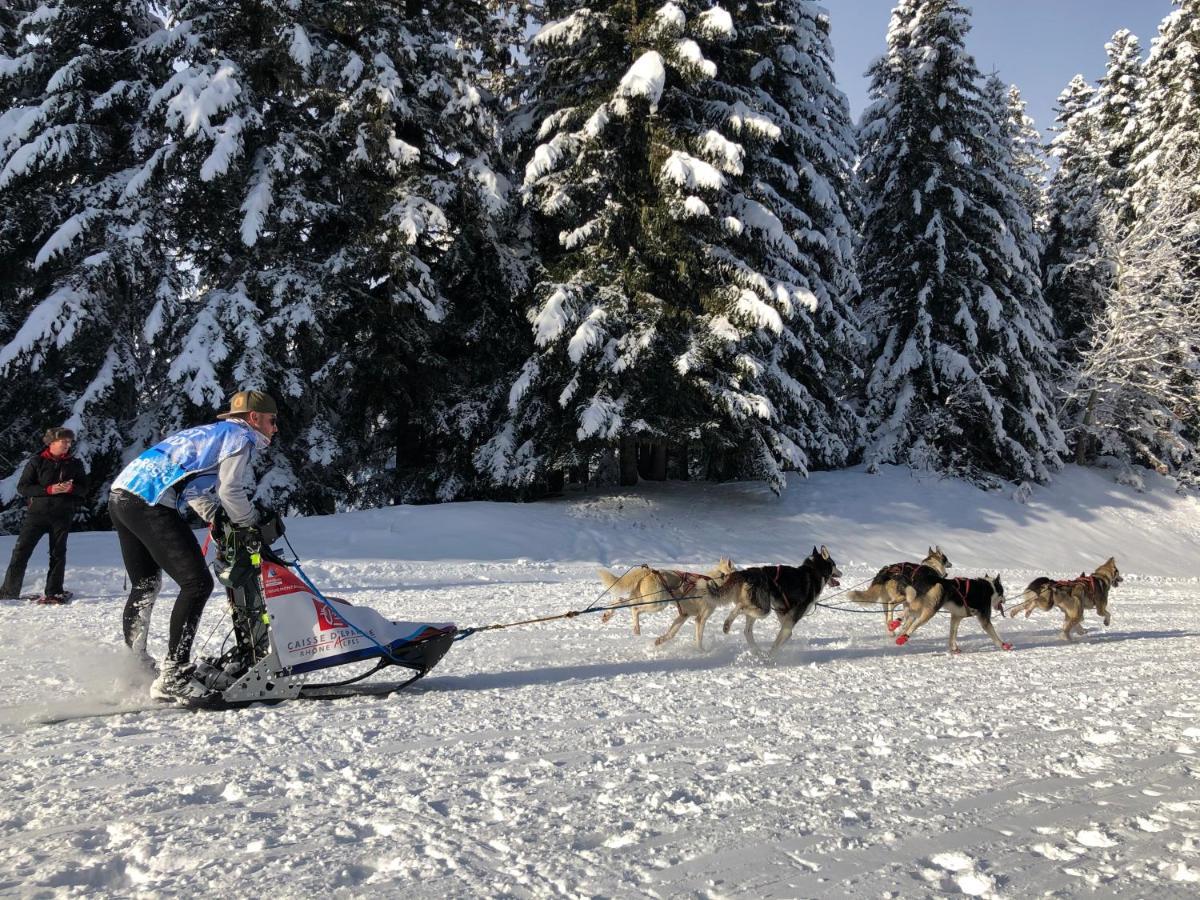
[
  {"x1": 661, "y1": 151, "x2": 724, "y2": 191},
  {"x1": 33, "y1": 208, "x2": 102, "y2": 269},
  {"x1": 616, "y1": 52, "x2": 666, "y2": 110}
]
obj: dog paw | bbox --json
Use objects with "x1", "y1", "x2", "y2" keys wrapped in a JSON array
[
  {"x1": 887, "y1": 619, "x2": 902, "y2": 632},
  {"x1": 1001, "y1": 642, "x2": 1014, "y2": 651},
  {"x1": 895, "y1": 635, "x2": 909, "y2": 646}
]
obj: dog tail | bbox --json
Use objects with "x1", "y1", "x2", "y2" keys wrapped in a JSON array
[
  {"x1": 597, "y1": 566, "x2": 646, "y2": 595},
  {"x1": 847, "y1": 584, "x2": 885, "y2": 605},
  {"x1": 1021, "y1": 577, "x2": 1052, "y2": 603}
]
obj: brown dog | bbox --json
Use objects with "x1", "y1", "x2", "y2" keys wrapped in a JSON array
[
  {"x1": 597, "y1": 559, "x2": 736, "y2": 646},
  {"x1": 848, "y1": 546, "x2": 951, "y2": 633},
  {"x1": 1008, "y1": 557, "x2": 1122, "y2": 641}
]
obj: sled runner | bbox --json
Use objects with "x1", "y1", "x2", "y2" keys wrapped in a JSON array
[{"x1": 183, "y1": 522, "x2": 456, "y2": 709}]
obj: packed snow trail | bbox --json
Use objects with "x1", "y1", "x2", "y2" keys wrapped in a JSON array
[{"x1": 1, "y1": 467, "x2": 1198, "y2": 896}]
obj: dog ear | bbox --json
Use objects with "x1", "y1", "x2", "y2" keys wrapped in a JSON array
[
  {"x1": 820, "y1": 544, "x2": 830, "y2": 559},
  {"x1": 811, "y1": 546, "x2": 818, "y2": 558}
]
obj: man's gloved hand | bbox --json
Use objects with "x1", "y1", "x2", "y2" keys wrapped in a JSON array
[{"x1": 254, "y1": 501, "x2": 285, "y2": 545}]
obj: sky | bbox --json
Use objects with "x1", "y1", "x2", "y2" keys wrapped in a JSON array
[{"x1": 826, "y1": 0, "x2": 1179, "y2": 135}]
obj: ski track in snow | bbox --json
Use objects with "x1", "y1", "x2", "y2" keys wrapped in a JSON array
[
  {"x1": 0, "y1": 567, "x2": 1197, "y2": 897},
  {"x1": 1, "y1": 467, "x2": 1199, "y2": 897}
]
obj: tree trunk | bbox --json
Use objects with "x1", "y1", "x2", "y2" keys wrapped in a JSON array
[
  {"x1": 670, "y1": 443, "x2": 689, "y2": 480},
  {"x1": 650, "y1": 442, "x2": 667, "y2": 480},
  {"x1": 619, "y1": 436, "x2": 639, "y2": 486},
  {"x1": 1075, "y1": 389, "x2": 1097, "y2": 465}
]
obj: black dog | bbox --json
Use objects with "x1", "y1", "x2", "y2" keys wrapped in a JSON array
[
  {"x1": 894, "y1": 574, "x2": 1013, "y2": 653},
  {"x1": 709, "y1": 546, "x2": 842, "y2": 657}
]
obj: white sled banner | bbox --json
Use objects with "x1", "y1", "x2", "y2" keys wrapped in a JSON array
[{"x1": 261, "y1": 562, "x2": 447, "y2": 673}]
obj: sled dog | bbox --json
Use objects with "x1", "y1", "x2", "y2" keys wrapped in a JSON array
[
  {"x1": 598, "y1": 559, "x2": 736, "y2": 643},
  {"x1": 848, "y1": 546, "x2": 952, "y2": 633},
  {"x1": 1008, "y1": 557, "x2": 1122, "y2": 641},
  {"x1": 706, "y1": 546, "x2": 842, "y2": 658},
  {"x1": 894, "y1": 572, "x2": 1012, "y2": 653}
]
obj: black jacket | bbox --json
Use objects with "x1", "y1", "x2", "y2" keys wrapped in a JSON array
[{"x1": 17, "y1": 449, "x2": 88, "y2": 517}]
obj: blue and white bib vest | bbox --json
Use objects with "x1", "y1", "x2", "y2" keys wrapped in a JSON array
[{"x1": 113, "y1": 421, "x2": 257, "y2": 506}]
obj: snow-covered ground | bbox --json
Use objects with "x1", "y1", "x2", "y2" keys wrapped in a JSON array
[{"x1": 1, "y1": 465, "x2": 1198, "y2": 897}]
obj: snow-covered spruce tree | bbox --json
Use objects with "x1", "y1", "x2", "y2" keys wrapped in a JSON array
[
  {"x1": 146, "y1": 1, "x2": 514, "y2": 511},
  {"x1": 681, "y1": 0, "x2": 864, "y2": 484},
  {"x1": 856, "y1": 0, "x2": 1063, "y2": 485},
  {"x1": 400, "y1": 1, "x2": 533, "y2": 503},
  {"x1": 1042, "y1": 75, "x2": 1110, "y2": 363},
  {"x1": 1094, "y1": 29, "x2": 1145, "y2": 233},
  {"x1": 0, "y1": 1, "x2": 176, "y2": 529},
  {"x1": 1004, "y1": 84, "x2": 1050, "y2": 241},
  {"x1": 1070, "y1": 182, "x2": 1200, "y2": 486},
  {"x1": 1133, "y1": 2, "x2": 1200, "y2": 219},
  {"x1": 484, "y1": 1, "x2": 861, "y2": 493}
]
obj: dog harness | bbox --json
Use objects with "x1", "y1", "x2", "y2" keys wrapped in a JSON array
[
  {"x1": 665, "y1": 571, "x2": 713, "y2": 615},
  {"x1": 1052, "y1": 573, "x2": 1100, "y2": 594},
  {"x1": 771, "y1": 565, "x2": 793, "y2": 613}
]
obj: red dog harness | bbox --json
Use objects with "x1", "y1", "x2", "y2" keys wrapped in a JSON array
[{"x1": 666, "y1": 571, "x2": 713, "y2": 615}]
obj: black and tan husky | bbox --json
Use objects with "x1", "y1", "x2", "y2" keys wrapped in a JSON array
[
  {"x1": 1008, "y1": 557, "x2": 1122, "y2": 641},
  {"x1": 848, "y1": 546, "x2": 951, "y2": 633},
  {"x1": 706, "y1": 546, "x2": 842, "y2": 658},
  {"x1": 894, "y1": 572, "x2": 1013, "y2": 653}
]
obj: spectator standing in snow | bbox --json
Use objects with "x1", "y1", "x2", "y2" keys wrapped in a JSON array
[
  {"x1": 0, "y1": 427, "x2": 89, "y2": 604},
  {"x1": 109, "y1": 390, "x2": 279, "y2": 701}
]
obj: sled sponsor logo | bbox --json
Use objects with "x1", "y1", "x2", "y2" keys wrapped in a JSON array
[
  {"x1": 262, "y1": 564, "x2": 312, "y2": 599},
  {"x1": 314, "y1": 599, "x2": 349, "y2": 631}
]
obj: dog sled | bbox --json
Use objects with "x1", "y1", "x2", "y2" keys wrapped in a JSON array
[{"x1": 184, "y1": 522, "x2": 456, "y2": 709}]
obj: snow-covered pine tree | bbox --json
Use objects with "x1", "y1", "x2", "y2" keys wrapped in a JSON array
[
  {"x1": 856, "y1": 0, "x2": 1063, "y2": 485},
  {"x1": 1004, "y1": 84, "x2": 1050, "y2": 241},
  {"x1": 481, "y1": 1, "x2": 711, "y2": 492},
  {"x1": 977, "y1": 73, "x2": 1066, "y2": 469},
  {"x1": 144, "y1": 1, "x2": 512, "y2": 512},
  {"x1": 1133, "y1": 2, "x2": 1200, "y2": 219},
  {"x1": 1042, "y1": 75, "x2": 1110, "y2": 363},
  {"x1": 679, "y1": 0, "x2": 864, "y2": 485},
  {"x1": 400, "y1": 1, "x2": 533, "y2": 503},
  {"x1": 1070, "y1": 181, "x2": 1200, "y2": 486},
  {"x1": 0, "y1": 1, "x2": 176, "y2": 528},
  {"x1": 1094, "y1": 29, "x2": 1145, "y2": 232},
  {"x1": 485, "y1": 1, "x2": 862, "y2": 493}
]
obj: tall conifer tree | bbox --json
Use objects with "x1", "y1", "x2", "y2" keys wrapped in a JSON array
[
  {"x1": 0, "y1": 1, "x2": 175, "y2": 523},
  {"x1": 857, "y1": 0, "x2": 1063, "y2": 484},
  {"x1": 485, "y1": 1, "x2": 862, "y2": 493},
  {"x1": 1042, "y1": 76, "x2": 1109, "y2": 362}
]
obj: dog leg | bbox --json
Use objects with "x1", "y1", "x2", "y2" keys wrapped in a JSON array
[
  {"x1": 600, "y1": 607, "x2": 617, "y2": 624},
  {"x1": 768, "y1": 621, "x2": 795, "y2": 658},
  {"x1": 723, "y1": 607, "x2": 742, "y2": 634},
  {"x1": 632, "y1": 607, "x2": 642, "y2": 635},
  {"x1": 695, "y1": 610, "x2": 711, "y2": 651},
  {"x1": 948, "y1": 614, "x2": 963, "y2": 654},
  {"x1": 655, "y1": 612, "x2": 688, "y2": 647},
  {"x1": 897, "y1": 604, "x2": 938, "y2": 646},
  {"x1": 1061, "y1": 612, "x2": 1083, "y2": 641},
  {"x1": 977, "y1": 614, "x2": 1014, "y2": 651},
  {"x1": 885, "y1": 583, "x2": 906, "y2": 633},
  {"x1": 743, "y1": 617, "x2": 762, "y2": 653},
  {"x1": 1095, "y1": 597, "x2": 1111, "y2": 626}
]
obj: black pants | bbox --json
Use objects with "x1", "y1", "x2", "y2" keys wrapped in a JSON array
[
  {"x1": 1, "y1": 507, "x2": 72, "y2": 597},
  {"x1": 109, "y1": 489, "x2": 214, "y2": 664}
]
